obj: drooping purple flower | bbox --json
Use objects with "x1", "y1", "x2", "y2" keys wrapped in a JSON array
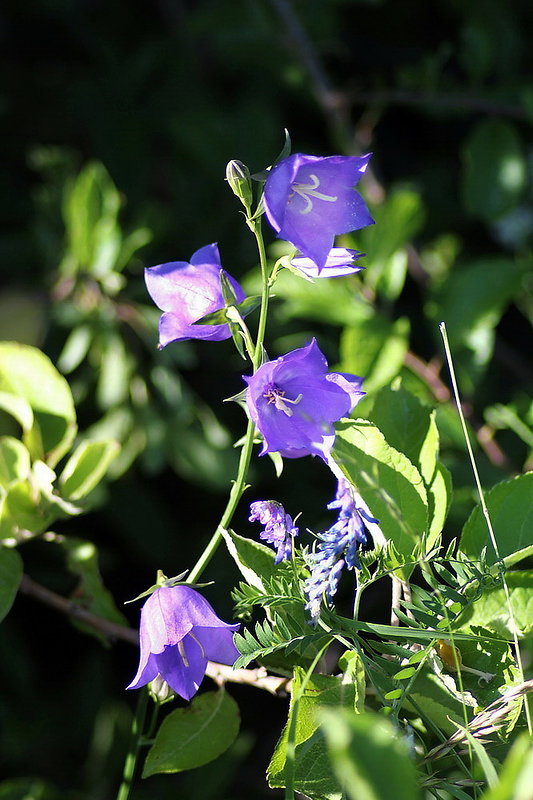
[
  {"x1": 305, "y1": 478, "x2": 378, "y2": 621},
  {"x1": 244, "y1": 339, "x2": 364, "y2": 460},
  {"x1": 127, "y1": 585, "x2": 239, "y2": 701},
  {"x1": 263, "y1": 153, "x2": 374, "y2": 266},
  {"x1": 144, "y1": 243, "x2": 245, "y2": 348},
  {"x1": 249, "y1": 500, "x2": 299, "y2": 563},
  {"x1": 290, "y1": 247, "x2": 365, "y2": 278}
]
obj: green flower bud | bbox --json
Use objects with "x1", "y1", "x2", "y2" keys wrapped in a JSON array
[{"x1": 225, "y1": 159, "x2": 253, "y2": 208}]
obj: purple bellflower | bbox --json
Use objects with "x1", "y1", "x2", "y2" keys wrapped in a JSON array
[
  {"x1": 263, "y1": 153, "x2": 374, "y2": 266},
  {"x1": 249, "y1": 500, "x2": 299, "y2": 563},
  {"x1": 290, "y1": 247, "x2": 365, "y2": 278},
  {"x1": 127, "y1": 585, "x2": 239, "y2": 701},
  {"x1": 145, "y1": 243, "x2": 245, "y2": 348},
  {"x1": 305, "y1": 478, "x2": 378, "y2": 621},
  {"x1": 244, "y1": 339, "x2": 364, "y2": 460}
]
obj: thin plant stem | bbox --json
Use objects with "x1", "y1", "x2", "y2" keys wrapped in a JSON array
[
  {"x1": 116, "y1": 688, "x2": 149, "y2": 800},
  {"x1": 439, "y1": 322, "x2": 532, "y2": 735},
  {"x1": 187, "y1": 216, "x2": 271, "y2": 584}
]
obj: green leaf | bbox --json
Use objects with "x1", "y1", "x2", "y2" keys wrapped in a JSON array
[
  {"x1": 0, "y1": 437, "x2": 31, "y2": 489},
  {"x1": 59, "y1": 439, "x2": 119, "y2": 500},
  {"x1": 0, "y1": 391, "x2": 34, "y2": 433},
  {"x1": 0, "y1": 343, "x2": 77, "y2": 466},
  {"x1": 319, "y1": 708, "x2": 421, "y2": 800},
  {"x1": 268, "y1": 658, "x2": 364, "y2": 799},
  {"x1": 461, "y1": 119, "x2": 526, "y2": 222},
  {"x1": 454, "y1": 571, "x2": 533, "y2": 639},
  {"x1": 60, "y1": 537, "x2": 128, "y2": 638},
  {"x1": 339, "y1": 316, "x2": 410, "y2": 395},
  {"x1": 221, "y1": 528, "x2": 276, "y2": 591},
  {"x1": 460, "y1": 473, "x2": 533, "y2": 566},
  {"x1": 57, "y1": 324, "x2": 93, "y2": 374},
  {"x1": 332, "y1": 418, "x2": 428, "y2": 572},
  {"x1": 0, "y1": 480, "x2": 55, "y2": 540},
  {"x1": 142, "y1": 690, "x2": 240, "y2": 776},
  {"x1": 0, "y1": 547, "x2": 23, "y2": 622},
  {"x1": 479, "y1": 733, "x2": 533, "y2": 800},
  {"x1": 359, "y1": 188, "x2": 424, "y2": 300}
]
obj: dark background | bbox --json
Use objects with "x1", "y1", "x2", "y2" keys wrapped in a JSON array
[{"x1": 1, "y1": 0, "x2": 531, "y2": 797}]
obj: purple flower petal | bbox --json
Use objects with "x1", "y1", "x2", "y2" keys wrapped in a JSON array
[
  {"x1": 290, "y1": 248, "x2": 365, "y2": 278},
  {"x1": 127, "y1": 585, "x2": 240, "y2": 701},
  {"x1": 264, "y1": 154, "x2": 374, "y2": 265},
  {"x1": 244, "y1": 339, "x2": 365, "y2": 460},
  {"x1": 144, "y1": 244, "x2": 245, "y2": 347}
]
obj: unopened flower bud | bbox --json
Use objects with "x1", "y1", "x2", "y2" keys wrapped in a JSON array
[
  {"x1": 148, "y1": 675, "x2": 175, "y2": 705},
  {"x1": 226, "y1": 159, "x2": 253, "y2": 208}
]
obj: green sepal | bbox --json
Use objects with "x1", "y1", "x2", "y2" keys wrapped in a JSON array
[{"x1": 195, "y1": 294, "x2": 261, "y2": 326}]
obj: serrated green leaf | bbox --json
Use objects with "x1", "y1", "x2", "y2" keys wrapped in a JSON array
[
  {"x1": 142, "y1": 690, "x2": 240, "y2": 776},
  {"x1": 0, "y1": 343, "x2": 77, "y2": 466},
  {"x1": 319, "y1": 708, "x2": 421, "y2": 800},
  {"x1": 221, "y1": 528, "x2": 276, "y2": 591},
  {"x1": 0, "y1": 547, "x2": 23, "y2": 622},
  {"x1": 59, "y1": 439, "x2": 119, "y2": 500},
  {"x1": 460, "y1": 473, "x2": 533, "y2": 566},
  {"x1": 332, "y1": 418, "x2": 428, "y2": 573}
]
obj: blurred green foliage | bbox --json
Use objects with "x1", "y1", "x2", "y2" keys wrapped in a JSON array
[{"x1": 0, "y1": 0, "x2": 532, "y2": 797}]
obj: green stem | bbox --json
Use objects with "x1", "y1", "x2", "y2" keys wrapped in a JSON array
[
  {"x1": 116, "y1": 688, "x2": 149, "y2": 800},
  {"x1": 187, "y1": 217, "x2": 271, "y2": 584}
]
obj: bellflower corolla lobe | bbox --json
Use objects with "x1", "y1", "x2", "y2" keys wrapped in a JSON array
[
  {"x1": 263, "y1": 153, "x2": 374, "y2": 266},
  {"x1": 249, "y1": 500, "x2": 299, "y2": 563},
  {"x1": 290, "y1": 248, "x2": 365, "y2": 278},
  {"x1": 127, "y1": 585, "x2": 239, "y2": 701},
  {"x1": 244, "y1": 339, "x2": 364, "y2": 460},
  {"x1": 144, "y1": 244, "x2": 245, "y2": 348},
  {"x1": 305, "y1": 478, "x2": 378, "y2": 621}
]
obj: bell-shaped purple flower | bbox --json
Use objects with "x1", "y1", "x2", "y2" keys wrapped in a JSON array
[
  {"x1": 263, "y1": 153, "x2": 374, "y2": 266},
  {"x1": 127, "y1": 585, "x2": 240, "y2": 701},
  {"x1": 145, "y1": 243, "x2": 245, "y2": 348},
  {"x1": 243, "y1": 339, "x2": 365, "y2": 460},
  {"x1": 290, "y1": 247, "x2": 365, "y2": 278},
  {"x1": 249, "y1": 500, "x2": 299, "y2": 563}
]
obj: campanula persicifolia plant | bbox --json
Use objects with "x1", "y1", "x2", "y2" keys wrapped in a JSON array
[{"x1": 118, "y1": 136, "x2": 532, "y2": 800}]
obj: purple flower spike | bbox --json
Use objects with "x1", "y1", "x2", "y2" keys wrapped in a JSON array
[
  {"x1": 250, "y1": 500, "x2": 299, "y2": 563},
  {"x1": 263, "y1": 153, "x2": 374, "y2": 266},
  {"x1": 145, "y1": 243, "x2": 245, "y2": 348},
  {"x1": 244, "y1": 339, "x2": 365, "y2": 460},
  {"x1": 127, "y1": 585, "x2": 239, "y2": 701},
  {"x1": 290, "y1": 248, "x2": 365, "y2": 278},
  {"x1": 305, "y1": 478, "x2": 378, "y2": 621}
]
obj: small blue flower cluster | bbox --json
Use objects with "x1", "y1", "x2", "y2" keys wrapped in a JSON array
[
  {"x1": 304, "y1": 479, "x2": 378, "y2": 621},
  {"x1": 249, "y1": 500, "x2": 299, "y2": 563}
]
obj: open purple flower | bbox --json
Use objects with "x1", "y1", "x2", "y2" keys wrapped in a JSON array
[
  {"x1": 249, "y1": 500, "x2": 299, "y2": 563},
  {"x1": 290, "y1": 247, "x2": 365, "y2": 278},
  {"x1": 263, "y1": 153, "x2": 374, "y2": 266},
  {"x1": 144, "y1": 243, "x2": 245, "y2": 348},
  {"x1": 243, "y1": 339, "x2": 365, "y2": 460},
  {"x1": 127, "y1": 585, "x2": 239, "y2": 701}
]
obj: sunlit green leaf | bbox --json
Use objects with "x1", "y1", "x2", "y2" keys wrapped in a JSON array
[{"x1": 0, "y1": 547, "x2": 23, "y2": 622}]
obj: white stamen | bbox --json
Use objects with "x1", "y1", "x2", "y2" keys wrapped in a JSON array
[{"x1": 290, "y1": 173, "x2": 338, "y2": 215}]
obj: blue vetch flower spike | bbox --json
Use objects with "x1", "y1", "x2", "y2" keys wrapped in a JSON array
[
  {"x1": 263, "y1": 153, "x2": 374, "y2": 267},
  {"x1": 244, "y1": 338, "x2": 365, "y2": 460},
  {"x1": 127, "y1": 585, "x2": 240, "y2": 701},
  {"x1": 305, "y1": 478, "x2": 378, "y2": 622},
  {"x1": 290, "y1": 247, "x2": 365, "y2": 278},
  {"x1": 249, "y1": 500, "x2": 299, "y2": 563},
  {"x1": 144, "y1": 243, "x2": 246, "y2": 348}
]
